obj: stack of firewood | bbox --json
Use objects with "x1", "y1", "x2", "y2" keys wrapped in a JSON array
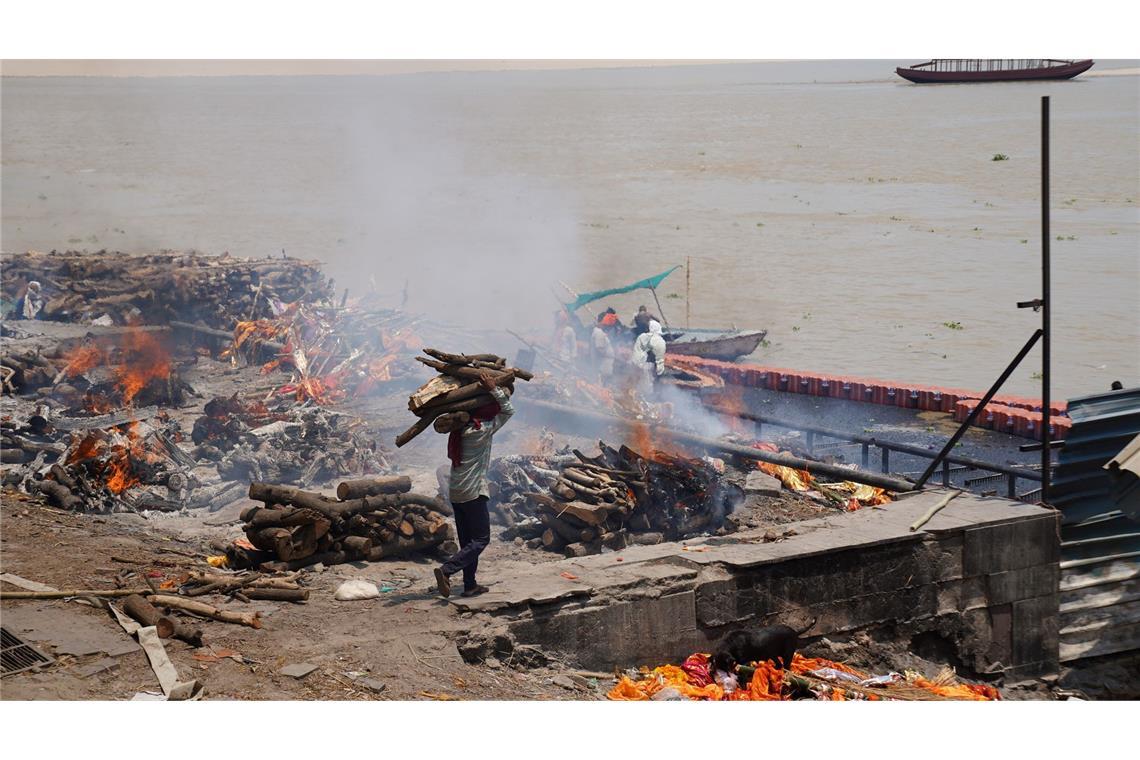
[
  {"x1": 395, "y1": 349, "x2": 533, "y2": 447},
  {"x1": 241, "y1": 477, "x2": 456, "y2": 571},
  {"x1": 490, "y1": 442, "x2": 745, "y2": 556},
  {"x1": 1, "y1": 250, "x2": 333, "y2": 329}
]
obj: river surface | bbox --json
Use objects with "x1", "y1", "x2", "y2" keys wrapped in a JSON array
[{"x1": 3, "y1": 60, "x2": 1138, "y2": 399}]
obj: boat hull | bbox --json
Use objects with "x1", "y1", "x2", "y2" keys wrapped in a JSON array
[
  {"x1": 896, "y1": 59, "x2": 1094, "y2": 84},
  {"x1": 665, "y1": 330, "x2": 767, "y2": 362}
]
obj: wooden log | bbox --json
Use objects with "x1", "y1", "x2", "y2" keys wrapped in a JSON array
[
  {"x1": 336, "y1": 476, "x2": 412, "y2": 500},
  {"x1": 433, "y1": 411, "x2": 470, "y2": 433},
  {"x1": 600, "y1": 531, "x2": 628, "y2": 550},
  {"x1": 555, "y1": 477, "x2": 617, "y2": 503},
  {"x1": 259, "y1": 550, "x2": 347, "y2": 572},
  {"x1": 1, "y1": 588, "x2": 150, "y2": 600},
  {"x1": 415, "y1": 357, "x2": 532, "y2": 382},
  {"x1": 242, "y1": 505, "x2": 327, "y2": 529},
  {"x1": 539, "y1": 513, "x2": 595, "y2": 544},
  {"x1": 0, "y1": 447, "x2": 26, "y2": 464},
  {"x1": 551, "y1": 482, "x2": 578, "y2": 501},
  {"x1": 628, "y1": 532, "x2": 664, "y2": 546},
  {"x1": 422, "y1": 349, "x2": 506, "y2": 365},
  {"x1": 415, "y1": 393, "x2": 498, "y2": 418},
  {"x1": 561, "y1": 468, "x2": 611, "y2": 490},
  {"x1": 342, "y1": 535, "x2": 373, "y2": 557},
  {"x1": 419, "y1": 371, "x2": 520, "y2": 411},
  {"x1": 366, "y1": 535, "x2": 445, "y2": 560},
  {"x1": 122, "y1": 594, "x2": 204, "y2": 647},
  {"x1": 241, "y1": 588, "x2": 309, "y2": 603},
  {"x1": 247, "y1": 578, "x2": 301, "y2": 590},
  {"x1": 146, "y1": 594, "x2": 262, "y2": 629},
  {"x1": 395, "y1": 416, "x2": 434, "y2": 447},
  {"x1": 397, "y1": 519, "x2": 416, "y2": 538},
  {"x1": 37, "y1": 480, "x2": 84, "y2": 511},
  {"x1": 563, "y1": 541, "x2": 601, "y2": 558},
  {"x1": 541, "y1": 529, "x2": 566, "y2": 550},
  {"x1": 247, "y1": 482, "x2": 340, "y2": 513},
  {"x1": 627, "y1": 513, "x2": 652, "y2": 532},
  {"x1": 529, "y1": 494, "x2": 611, "y2": 527}
]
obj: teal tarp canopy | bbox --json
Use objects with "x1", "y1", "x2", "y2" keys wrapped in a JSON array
[{"x1": 564, "y1": 265, "x2": 681, "y2": 312}]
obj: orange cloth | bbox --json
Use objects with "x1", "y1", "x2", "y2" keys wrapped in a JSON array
[{"x1": 607, "y1": 652, "x2": 998, "y2": 701}]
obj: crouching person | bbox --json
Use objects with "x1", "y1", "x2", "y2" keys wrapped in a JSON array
[{"x1": 433, "y1": 370, "x2": 514, "y2": 599}]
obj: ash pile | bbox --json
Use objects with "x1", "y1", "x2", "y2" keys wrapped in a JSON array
[
  {"x1": 488, "y1": 441, "x2": 745, "y2": 556},
  {"x1": 191, "y1": 394, "x2": 388, "y2": 488},
  {"x1": 2, "y1": 249, "x2": 332, "y2": 329}
]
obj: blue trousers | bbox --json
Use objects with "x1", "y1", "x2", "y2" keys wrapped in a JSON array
[{"x1": 440, "y1": 495, "x2": 490, "y2": 591}]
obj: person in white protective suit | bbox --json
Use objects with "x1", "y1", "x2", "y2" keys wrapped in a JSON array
[{"x1": 630, "y1": 319, "x2": 666, "y2": 394}]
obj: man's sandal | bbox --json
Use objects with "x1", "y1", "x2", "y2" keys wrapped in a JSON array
[{"x1": 434, "y1": 568, "x2": 451, "y2": 598}]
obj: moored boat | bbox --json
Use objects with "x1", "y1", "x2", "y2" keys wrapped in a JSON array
[
  {"x1": 664, "y1": 329, "x2": 767, "y2": 361},
  {"x1": 896, "y1": 59, "x2": 1094, "y2": 84},
  {"x1": 563, "y1": 265, "x2": 769, "y2": 363}
]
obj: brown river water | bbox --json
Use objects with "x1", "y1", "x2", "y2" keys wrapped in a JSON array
[{"x1": 2, "y1": 60, "x2": 1137, "y2": 399}]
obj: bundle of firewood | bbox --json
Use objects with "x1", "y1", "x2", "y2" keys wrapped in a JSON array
[
  {"x1": 241, "y1": 477, "x2": 456, "y2": 571},
  {"x1": 1, "y1": 250, "x2": 333, "y2": 329},
  {"x1": 395, "y1": 349, "x2": 533, "y2": 447}
]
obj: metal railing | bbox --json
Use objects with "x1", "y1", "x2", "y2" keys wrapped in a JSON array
[{"x1": 706, "y1": 405, "x2": 1042, "y2": 499}]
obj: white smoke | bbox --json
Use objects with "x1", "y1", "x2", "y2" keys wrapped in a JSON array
[{"x1": 326, "y1": 90, "x2": 584, "y2": 333}]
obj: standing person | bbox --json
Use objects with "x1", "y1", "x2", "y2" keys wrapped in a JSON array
[
  {"x1": 630, "y1": 305, "x2": 660, "y2": 338},
  {"x1": 631, "y1": 319, "x2": 667, "y2": 394},
  {"x1": 591, "y1": 314, "x2": 615, "y2": 383},
  {"x1": 555, "y1": 311, "x2": 578, "y2": 363},
  {"x1": 434, "y1": 370, "x2": 514, "y2": 599},
  {"x1": 14, "y1": 281, "x2": 45, "y2": 320}
]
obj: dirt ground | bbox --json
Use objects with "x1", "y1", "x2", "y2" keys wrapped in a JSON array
[{"x1": 1, "y1": 492, "x2": 610, "y2": 701}]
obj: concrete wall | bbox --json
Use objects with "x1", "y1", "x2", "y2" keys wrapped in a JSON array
[{"x1": 481, "y1": 491, "x2": 1059, "y2": 681}]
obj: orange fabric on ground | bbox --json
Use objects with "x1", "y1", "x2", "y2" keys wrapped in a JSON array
[{"x1": 607, "y1": 652, "x2": 999, "y2": 701}]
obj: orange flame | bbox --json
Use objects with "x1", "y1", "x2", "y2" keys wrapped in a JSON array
[
  {"x1": 62, "y1": 343, "x2": 106, "y2": 379},
  {"x1": 112, "y1": 329, "x2": 171, "y2": 404}
]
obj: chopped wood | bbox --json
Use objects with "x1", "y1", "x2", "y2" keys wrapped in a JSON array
[
  {"x1": 147, "y1": 594, "x2": 262, "y2": 629},
  {"x1": 123, "y1": 594, "x2": 204, "y2": 647}
]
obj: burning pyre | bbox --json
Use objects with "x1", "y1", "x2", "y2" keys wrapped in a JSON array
[
  {"x1": 222, "y1": 300, "x2": 423, "y2": 405},
  {"x1": 489, "y1": 441, "x2": 745, "y2": 555}
]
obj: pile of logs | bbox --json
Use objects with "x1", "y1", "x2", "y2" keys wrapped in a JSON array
[
  {"x1": 489, "y1": 442, "x2": 745, "y2": 556},
  {"x1": 240, "y1": 477, "x2": 456, "y2": 571},
  {"x1": 396, "y1": 349, "x2": 533, "y2": 447},
  {"x1": 1, "y1": 250, "x2": 334, "y2": 330}
]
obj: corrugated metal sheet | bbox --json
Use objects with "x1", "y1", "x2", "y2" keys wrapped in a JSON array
[
  {"x1": 1052, "y1": 387, "x2": 1140, "y2": 526},
  {"x1": 1106, "y1": 433, "x2": 1140, "y2": 520},
  {"x1": 1051, "y1": 386, "x2": 1140, "y2": 662}
]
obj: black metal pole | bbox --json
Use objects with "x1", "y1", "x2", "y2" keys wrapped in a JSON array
[
  {"x1": 914, "y1": 329, "x2": 1043, "y2": 488},
  {"x1": 1041, "y1": 96, "x2": 1052, "y2": 504}
]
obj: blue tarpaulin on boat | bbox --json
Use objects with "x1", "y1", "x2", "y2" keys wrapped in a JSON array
[{"x1": 564, "y1": 265, "x2": 681, "y2": 312}]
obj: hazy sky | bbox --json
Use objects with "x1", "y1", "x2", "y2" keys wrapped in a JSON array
[{"x1": 0, "y1": 60, "x2": 745, "y2": 77}]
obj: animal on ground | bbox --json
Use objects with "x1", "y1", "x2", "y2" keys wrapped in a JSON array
[{"x1": 710, "y1": 617, "x2": 817, "y2": 676}]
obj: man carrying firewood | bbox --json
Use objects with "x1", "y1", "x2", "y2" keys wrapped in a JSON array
[{"x1": 433, "y1": 370, "x2": 514, "y2": 598}]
